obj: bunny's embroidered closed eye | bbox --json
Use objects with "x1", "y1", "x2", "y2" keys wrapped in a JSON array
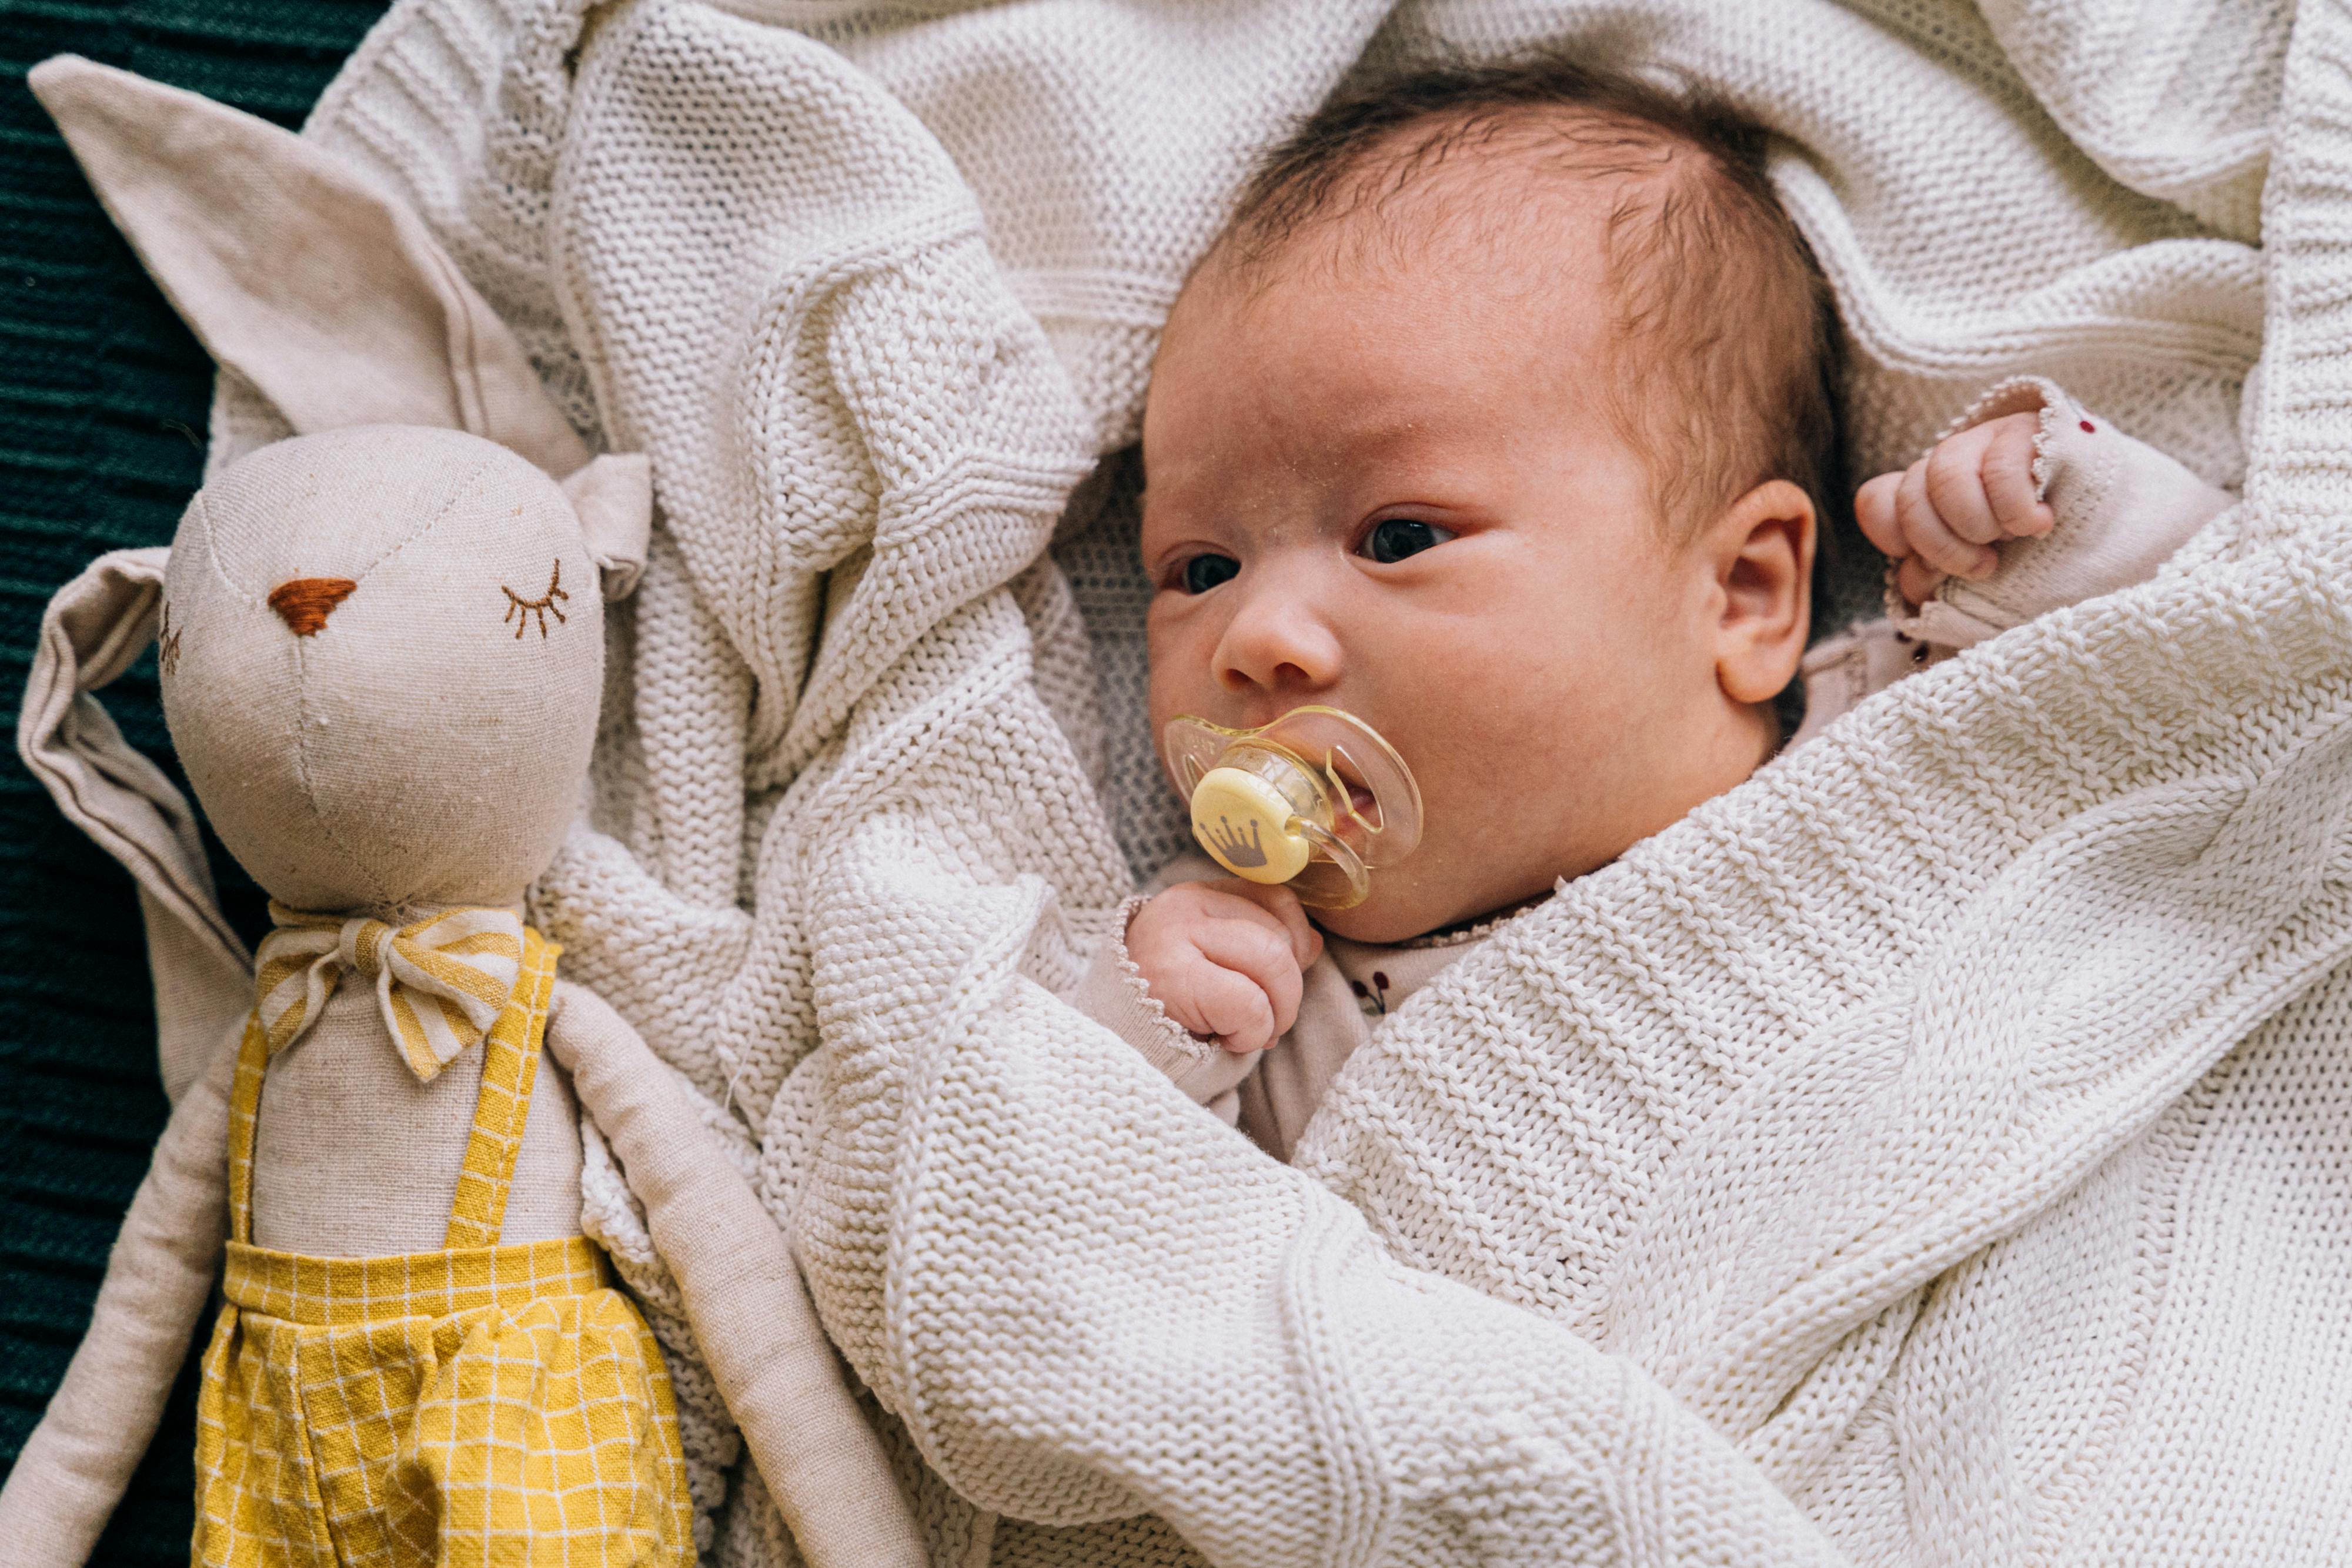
[{"x1": 502, "y1": 559, "x2": 570, "y2": 638}]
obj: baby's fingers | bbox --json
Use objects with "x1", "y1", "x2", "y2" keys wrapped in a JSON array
[
  {"x1": 1895, "y1": 460, "x2": 1997, "y2": 581},
  {"x1": 1190, "y1": 917, "x2": 1305, "y2": 1051},
  {"x1": 1979, "y1": 413, "x2": 2055, "y2": 539},
  {"x1": 1205, "y1": 879, "x2": 1324, "y2": 970},
  {"x1": 1923, "y1": 422, "x2": 2004, "y2": 546},
  {"x1": 1167, "y1": 958, "x2": 1280, "y2": 1055},
  {"x1": 1894, "y1": 555, "x2": 1946, "y2": 607},
  {"x1": 1855, "y1": 470, "x2": 1907, "y2": 563}
]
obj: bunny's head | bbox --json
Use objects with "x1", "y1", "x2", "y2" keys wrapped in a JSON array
[
  {"x1": 162, "y1": 430, "x2": 616, "y2": 912},
  {"x1": 30, "y1": 58, "x2": 650, "y2": 918}
]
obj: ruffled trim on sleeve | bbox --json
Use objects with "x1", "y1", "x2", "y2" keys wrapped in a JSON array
[
  {"x1": 1885, "y1": 376, "x2": 2072, "y2": 641},
  {"x1": 1881, "y1": 376, "x2": 2233, "y2": 653},
  {"x1": 1065, "y1": 893, "x2": 1216, "y2": 1075}
]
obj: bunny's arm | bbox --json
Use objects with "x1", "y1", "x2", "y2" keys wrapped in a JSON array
[
  {"x1": 543, "y1": 982, "x2": 926, "y2": 1568},
  {"x1": 0, "y1": 1022, "x2": 237, "y2": 1568}
]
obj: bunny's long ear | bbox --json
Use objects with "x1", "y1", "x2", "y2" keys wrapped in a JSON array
[
  {"x1": 564, "y1": 453, "x2": 654, "y2": 600},
  {"x1": 28, "y1": 55, "x2": 593, "y2": 479},
  {"x1": 18, "y1": 551, "x2": 253, "y2": 1102}
]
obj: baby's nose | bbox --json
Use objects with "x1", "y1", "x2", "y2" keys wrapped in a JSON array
[
  {"x1": 267, "y1": 577, "x2": 357, "y2": 637},
  {"x1": 1214, "y1": 583, "x2": 1343, "y2": 695},
  {"x1": 1220, "y1": 654, "x2": 1329, "y2": 696}
]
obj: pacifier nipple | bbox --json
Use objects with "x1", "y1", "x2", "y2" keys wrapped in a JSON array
[{"x1": 1161, "y1": 706, "x2": 1424, "y2": 911}]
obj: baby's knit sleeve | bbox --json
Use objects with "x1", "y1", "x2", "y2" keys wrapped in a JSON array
[{"x1": 1887, "y1": 376, "x2": 2237, "y2": 650}]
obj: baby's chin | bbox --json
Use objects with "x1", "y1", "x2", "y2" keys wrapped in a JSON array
[{"x1": 1314, "y1": 870, "x2": 1545, "y2": 947}]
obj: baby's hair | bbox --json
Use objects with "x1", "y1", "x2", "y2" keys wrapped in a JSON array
[{"x1": 1214, "y1": 52, "x2": 1843, "y2": 546}]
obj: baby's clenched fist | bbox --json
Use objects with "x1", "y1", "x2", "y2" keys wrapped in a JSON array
[
  {"x1": 1856, "y1": 412, "x2": 2056, "y2": 607},
  {"x1": 1126, "y1": 880, "x2": 1325, "y2": 1055}
]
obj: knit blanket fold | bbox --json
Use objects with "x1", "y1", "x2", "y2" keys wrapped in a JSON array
[{"x1": 249, "y1": 0, "x2": 2352, "y2": 1561}]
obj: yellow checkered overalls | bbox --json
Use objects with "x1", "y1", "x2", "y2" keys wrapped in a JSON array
[{"x1": 194, "y1": 928, "x2": 694, "y2": 1566}]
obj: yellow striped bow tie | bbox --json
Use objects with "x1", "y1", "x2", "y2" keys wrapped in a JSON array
[{"x1": 255, "y1": 904, "x2": 527, "y2": 1081}]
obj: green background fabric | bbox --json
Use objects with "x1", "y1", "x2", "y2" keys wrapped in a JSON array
[{"x1": 0, "y1": 3, "x2": 387, "y2": 1559}]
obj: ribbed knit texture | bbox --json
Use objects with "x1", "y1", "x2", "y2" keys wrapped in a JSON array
[
  {"x1": 0, "y1": 8, "x2": 386, "y2": 1564},
  {"x1": 160, "y1": 0, "x2": 2352, "y2": 1562}
]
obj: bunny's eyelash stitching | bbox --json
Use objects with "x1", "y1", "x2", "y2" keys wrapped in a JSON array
[
  {"x1": 158, "y1": 603, "x2": 182, "y2": 678},
  {"x1": 502, "y1": 560, "x2": 569, "y2": 640}
]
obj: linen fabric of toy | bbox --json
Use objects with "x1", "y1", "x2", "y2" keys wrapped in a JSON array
[{"x1": 103, "y1": 0, "x2": 2352, "y2": 1564}]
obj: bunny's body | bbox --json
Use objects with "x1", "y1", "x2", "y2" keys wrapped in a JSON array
[
  {"x1": 243, "y1": 965, "x2": 582, "y2": 1254},
  {"x1": 0, "y1": 58, "x2": 928, "y2": 1568},
  {"x1": 98, "y1": 420, "x2": 699, "y2": 1563},
  {"x1": 133, "y1": 423, "x2": 693, "y2": 1564},
  {"x1": 212, "y1": 922, "x2": 692, "y2": 1566},
  {"x1": 165, "y1": 427, "x2": 602, "y2": 1262}
]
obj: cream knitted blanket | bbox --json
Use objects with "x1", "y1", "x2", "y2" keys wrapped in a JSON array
[{"x1": 233, "y1": 1, "x2": 2352, "y2": 1562}]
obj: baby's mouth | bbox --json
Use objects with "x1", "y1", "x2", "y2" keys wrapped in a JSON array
[{"x1": 1326, "y1": 750, "x2": 1381, "y2": 830}]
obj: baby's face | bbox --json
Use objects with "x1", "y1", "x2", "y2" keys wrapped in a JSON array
[{"x1": 1141, "y1": 225, "x2": 1785, "y2": 943}]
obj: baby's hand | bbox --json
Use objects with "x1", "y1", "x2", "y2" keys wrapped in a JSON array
[
  {"x1": 1856, "y1": 412, "x2": 2056, "y2": 607},
  {"x1": 1126, "y1": 880, "x2": 1324, "y2": 1054}
]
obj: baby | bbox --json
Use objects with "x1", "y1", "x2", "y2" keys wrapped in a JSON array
[{"x1": 1070, "y1": 55, "x2": 2235, "y2": 1159}]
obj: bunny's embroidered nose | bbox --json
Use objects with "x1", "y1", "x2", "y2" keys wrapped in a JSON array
[{"x1": 266, "y1": 577, "x2": 357, "y2": 636}]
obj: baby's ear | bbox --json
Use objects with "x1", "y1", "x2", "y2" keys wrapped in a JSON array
[
  {"x1": 1708, "y1": 479, "x2": 1817, "y2": 706},
  {"x1": 28, "y1": 55, "x2": 590, "y2": 479},
  {"x1": 562, "y1": 454, "x2": 654, "y2": 600}
]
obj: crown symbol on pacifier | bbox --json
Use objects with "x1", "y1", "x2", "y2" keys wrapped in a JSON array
[
  {"x1": 1161, "y1": 705, "x2": 1425, "y2": 910},
  {"x1": 1204, "y1": 815, "x2": 1271, "y2": 870}
]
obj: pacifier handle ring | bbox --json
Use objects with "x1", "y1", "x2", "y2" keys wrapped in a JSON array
[
  {"x1": 1292, "y1": 817, "x2": 1369, "y2": 905},
  {"x1": 1322, "y1": 743, "x2": 1381, "y2": 841}
]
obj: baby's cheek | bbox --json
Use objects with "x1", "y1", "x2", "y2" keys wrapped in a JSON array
[
  {"x1": 1143, "y1": 609, "x2": 1217, "y2": 726},
  {"x1": 1429, "y1": 600, "x2": 1688, "y2": 861}
]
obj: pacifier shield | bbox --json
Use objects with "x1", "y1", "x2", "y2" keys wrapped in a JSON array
[
  {"x1": 1191, "y1": 767, "x2": 1312, "y2": 883},
  {"x1": 1161, "y1": 705, "x2": 1424, "y2": 910}
]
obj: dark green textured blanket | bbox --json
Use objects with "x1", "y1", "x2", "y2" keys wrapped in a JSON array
[{"x1": 0, "y1": 4, "x2": 387, "y2": 1559}]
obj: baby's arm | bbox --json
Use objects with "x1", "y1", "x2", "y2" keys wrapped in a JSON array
[
  {"x1": 1856, "y1": 377, "x2": 2236, "y2": 647},
  {"x1": 1799, "y1": 380, "x2": 2237, "y2": 747}
]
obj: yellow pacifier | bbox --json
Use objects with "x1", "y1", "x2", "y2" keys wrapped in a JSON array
[{"x1": 1161, "y1": 706, "x2": 1424, "y2": 910}]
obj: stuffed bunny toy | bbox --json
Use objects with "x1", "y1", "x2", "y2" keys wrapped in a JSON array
[{"x1": 0, "y1": 59, "x2": 924, "y2": 1568}]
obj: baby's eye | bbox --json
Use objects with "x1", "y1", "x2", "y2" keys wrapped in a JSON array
[
  {"x1": 1181, "y1": 553, "x2": 1241, "y2": 594},
  {"x1": 1360, "y1": 517, "x2": 1456, "y2": 564}
]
